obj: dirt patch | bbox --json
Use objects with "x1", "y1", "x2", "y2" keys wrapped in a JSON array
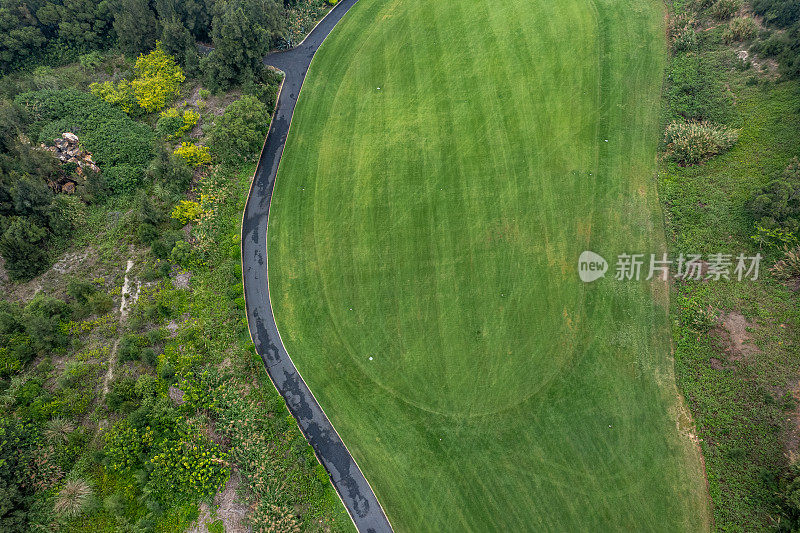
[
  {"x1": 719, "y1": 311, "x2": 760, "y2": 360},
  {"x1": 214, "y1": 470, "x2": 249, "y2": 532},
  {"x1": 173, "y1": 270, "x2": 191, "y2": 290},
  {"x1": 709, "y1": 357, "x2": 726, "y2": 370},
  {"x1": 785, "y1": 382, "x2": 800, "y2": 464},
  {"x1": 186, "y1": 471, "x2": 249, "y2": 533}
]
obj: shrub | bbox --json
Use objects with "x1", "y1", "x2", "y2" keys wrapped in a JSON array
[
  {"x1": 66, "y1": 278, "x2": 96, "y2": 304},
  {"x1": 0, "y1": 217, "x2": 49, "y2": 281},
  {"x1": 170, "y1": 200, "x2": 202, "y2": 224},
  {"x1": 54, "y1": 479, "x2": 92, "y2": 519},
  {"x1": 723, "y1": 16, "x2": 758, "y2": 43},
  {"x1": 21, "y1": 295, "x2": 70, "y2": 353},
  {"x1": 16, "y1": 89, "x2": 154, "y2": 177},
  {"x1": 770, "y1": 246, "x2": 800, "y2": 280},
  {"x1": 174, "y1": 142, "x2": 211, "y2": 167},
  {"x1": 664, "y1": 120, "x2": 739, "y2": 165},
  {"x1": 209, "y1": 95, "x2": 269, "y2": 163},
  {"x1": 156, "y1": 108, "x2": 199, "y2": 139},
  {"x1": 118, "y1": 334, "x2": 142, "y2": 362},
  {"x1": 106, "y1": 376, "x2": 140, "y2": 413},
  {"x1": 90, "y1": 43, "x2": 185, "y2": 114},
  {"x1": 170, "y1": 241, "x2": 194, "y2": 268},
  {"x1": 103, "y1": 165, "x2": 144, "y2": 195},
  {"x1": 748, "y1": 158, "x2": 800, "y2": 233},
  {"x1": 89, "y1": 80, "x2": 137, "y2": 114},
  {"x1": 710, "y1": 0, "x2": 741, "y2": 19},
  {"x1": 132, "y1": 43, "x2": 186, "y2": 113}
]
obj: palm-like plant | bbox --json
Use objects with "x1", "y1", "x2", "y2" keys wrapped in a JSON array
[
  {"x1": 44, "y1": 417, "x2": 75, "y2": 445},
  {"x1": 54, "y1": 479, "x2": 92, "y2": 518}
]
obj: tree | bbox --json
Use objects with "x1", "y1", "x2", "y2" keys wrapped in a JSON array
[
  {"x1": 202, "y1": 0, "x2": 284, "y2": 90},
  {"x1": 209, "y1": 95, "x2": 269, "y2": 163},
  {"x1": 21, "y1": 294, "x2": 71, "y2": 353},
  {"x1": 11, "y1": 175, "x2": 53, "y2": 228},
  {"x1": 0, "y1": 218, "x2": 48, "y2": 281},
  {"x1": 159, "y1": 16, "x2": 196, "y2": 71},
  {"x1": 0, "y1": 418, "x2": 38, "y2": 531},
  {"x1": 111, "y1": 0, "x2": 160, "y2": 56},
  {"x1": 748, "y1": 157, "x2": 800, "y2": 233}
]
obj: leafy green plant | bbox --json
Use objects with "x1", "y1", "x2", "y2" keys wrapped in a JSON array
[
  {"x1": 748, "y1": 157, "x2": 800, "y2": 234},
  {"x1": 209, "y1": 95, "x2": 269, "y2": 163}
]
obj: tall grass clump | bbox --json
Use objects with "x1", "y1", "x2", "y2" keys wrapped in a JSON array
[
  {"x1": 672, "y1": 14, "x2": 698, "y2": 51},
  {"x1": 723, "y1": 16, "x2": 758, "y2": 43},
  {"x1": 54, "y1": 478, "x2": 92, "y2": 518},
  {"x1": 710, "y1": 0, "x2": 741, "y2": 19},
  {"x1": 664, "y1": 119, "x2": 739, "y2": 164},
  {"x1": 770, "y1": 246, "x2": 800, "y2": 280}
]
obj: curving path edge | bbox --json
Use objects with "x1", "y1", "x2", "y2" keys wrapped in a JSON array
[{"x1": 241, "y1": 2, "x2": 393, "y2": 532}]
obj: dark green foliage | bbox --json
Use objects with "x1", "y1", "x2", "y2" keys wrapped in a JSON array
[
  {"x1": 147, "y1": 144, "x2": 193, "y2": 198},
  {"x1": 10, "y1": 175, "x2": 54, "y2": 228},
  {"x1": 0, "y1": 418, "x2": 39, "y2": 531},
  {"x1": 0, "y1": 217, "x2": 49, "y2": 281},
  {"x1": 154, "y1": 0, "x2": 213, "y2": 42},
  {"x1": 151, "y1": 230, "x2": 182, "y2": 260},
  {"x1": 111, "y1": 0, "x2": 159, "y2": 57},
  {"x1": 21, "y1": 294, "x2": 71, "y2": 353},
  {"x1": 104, "y1": 164, "x2": 144, "y2": 195},
  {"x1": 106, "y1": 376, "x2": 140, "y2": 412},
  {"x1": 750, "y1": 0, "x2": 800, "y2": 79},
  {"x1": 748, "y1": 157, "x2": 800, "y2": 233},
  {"x1": 202, "y1": 0, "x2": 285, "y2": 90},
  {"x1": 66, "y1": 277, "x2": 96, "y2": 303},
  {"x1": 0, "y1": 0, "x2": 113, "y2": 73},
  {"x1": 159, "y1": 17, "x2": 199, "y2": 73},
  {"x1": 119, "y1": 333, "x2": 142, "y2": 362},
  {"x1": 209, "y1": 94, "x2": 270, "y2": 163},
  {"x1": 169, "y1": 240, "x2": 193, "y2": 267},
  {"x1": 16, "y1": 89, "x2": 154, "y2": 171}
]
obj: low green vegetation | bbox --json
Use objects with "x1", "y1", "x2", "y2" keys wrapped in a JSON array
[{"x1": 661, "y1": 0, "x2": 800, "y2": 529}]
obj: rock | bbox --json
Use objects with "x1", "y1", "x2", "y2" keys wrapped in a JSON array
[
  {"x1": 42, "y1": 133, "x2": 101, "y2": 193},
  {"x1": 168, "y1": 386, "x2": 186, "y2": 405}
]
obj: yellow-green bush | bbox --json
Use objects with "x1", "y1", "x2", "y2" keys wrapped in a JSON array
[
  {"x1": 174, "y1": 142, "x2": 211, "y2": 167},
  {"x1": 157, "y1": 108, "x2": 200, "y2": 139},
  {"x1": 132, "y1": 43, "x2": 186, "y2": 112},
  {"x1": 89, "y1": 43, "x2": 185, "y2": 114},
  {"x1": 171, "y1": 200, "x2": 202, "y2": 224}
]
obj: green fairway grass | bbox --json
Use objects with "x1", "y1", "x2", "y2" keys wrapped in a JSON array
[{"x1": 268, "y1": 0, "x2": 711, "y2": 529}]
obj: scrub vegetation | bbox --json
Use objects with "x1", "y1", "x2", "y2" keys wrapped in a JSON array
[
  {"x1": 0, "y1": 2, "x2": 350, "y2": 531},
  {"x1": 660, "y1": 0, "x2": 800, "y2": 529}
]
